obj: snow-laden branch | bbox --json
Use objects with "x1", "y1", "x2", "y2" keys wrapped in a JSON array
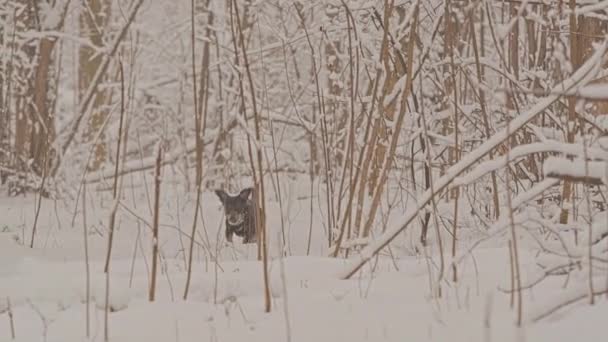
[
  {"x1": 454, "y1": 141, "x2": 608, "y2": 186},
  {"x1": 449, "y1": 178, "x2": 559, "y2": 268},
  {"x1": 340, "y1": 39, "x2": 608, "y2": 280},
  {"x1": 84, "y1": 119, "x2": 237, "y2": 184},
  {"x1": 544, "y1": 157, "x2": 608, "y2": 185},
  {"x1": 512, "y1": 178, "x2": 561, "y2": 209},
  {"x1": 567, "y1": 0, "x2": 608, "y2": 16},
  {"x1": 18, "y1": 30, "x2": 105, "y2": 54},
  {"x1": 502, "y1": 82, "x2": 608, "y2": 101},
  {"x1": 529, "y1": 279, "x2": 608, "y2": 323},
  {"x1": 533, "y1": 209, "x2": 608, "y2": 264}
]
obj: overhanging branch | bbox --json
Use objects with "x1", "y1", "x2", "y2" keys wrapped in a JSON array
[{"x1": 340, "y1": 39, "x2": 608, "y2": 280}]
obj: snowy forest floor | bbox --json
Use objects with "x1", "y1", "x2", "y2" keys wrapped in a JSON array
[{"x1": 0, "y1": 184, "x2": 606, "y2": 342}]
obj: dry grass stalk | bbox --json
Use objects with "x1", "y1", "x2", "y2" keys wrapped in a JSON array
[
  {"x1": 232, "y1": 0, "x2": 271, "y2": 313},
  {"x1": 82, "y1": 182, "x2": 90, "y2": 337},
  {"x1": 446, "y1": 0, "x2": 460, "y2": 283},
  {"x1": 183, "y1": 0, "x2": 204, "y2": 301},
  {"x1": 559, "y1": 0, "x2": 581, "y2": 230},
  {"x1": 29, "y1": 151, "x2": 48, "y2": 248},
  {"x1": 104, "y1": 59, "x2": 130, "y2": 342},
  {"x1": 360, "y1": 2, "x2": 419, "y2": 244},
  {"x1": 103, "y1": 60, "x2": 128, "y2": 273},
  {"x1": 504, "y1": 120, "x2": 523, "y2": 326},
  {"x1": 469, "y1": 7, "x2": 500, "y2": 219},
  {"x1": 6, "y1": 297, "x2": 15, "y2": 340},
  {"x1": 294, "y1": 5, "x2": 338, "y2": 249},
  {"x1": 149, "y1": 145, "x2": 163, "y2": 302},
  {"x1": 331, "y1": 0, "x2": 392, "y2": 256}
]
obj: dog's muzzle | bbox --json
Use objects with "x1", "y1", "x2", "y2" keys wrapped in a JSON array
[{"x1": 227, "y1": 212, "x2": 245, "y2": 226}]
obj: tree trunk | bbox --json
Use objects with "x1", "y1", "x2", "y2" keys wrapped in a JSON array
[
  {"x1": 29, "y1": 37, "x2": 57, "y2": 175},
  {"x1": 80, "y1": 0, "x2": 112, "y2": 171}
]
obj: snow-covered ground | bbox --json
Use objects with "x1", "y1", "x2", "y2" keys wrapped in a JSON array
[{"x1": 0, "y1": 183, "x2": 606, "y2": 342}]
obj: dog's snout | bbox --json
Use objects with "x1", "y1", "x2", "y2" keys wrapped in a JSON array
[{"x1": 226, "y1": 211, "x2": 244, "y2": 225}]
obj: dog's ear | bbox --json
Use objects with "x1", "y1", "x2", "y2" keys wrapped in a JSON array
[
  {"x1": 238, "y1": 187, "x2": 253, "y2": 200},
  {"x1": 215, "y1": 189, "x2": 228, "y2": 203}
]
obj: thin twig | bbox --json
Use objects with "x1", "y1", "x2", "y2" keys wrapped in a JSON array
[{"x1": 149, "y1": 145, "x2": 163, "y2": 302}]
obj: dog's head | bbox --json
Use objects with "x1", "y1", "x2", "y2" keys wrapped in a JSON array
[{"x1": 214, "y1": 188, "x2": 253, "y2": 227}]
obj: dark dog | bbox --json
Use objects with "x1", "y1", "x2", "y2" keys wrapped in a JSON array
[{"x1": 215, "y1": 187, "x2": 257, "y2": 244}]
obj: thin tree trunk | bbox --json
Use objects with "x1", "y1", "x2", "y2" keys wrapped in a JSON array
[{"x1": 79, "y1": 0, "x2": 111, "y2": 171}]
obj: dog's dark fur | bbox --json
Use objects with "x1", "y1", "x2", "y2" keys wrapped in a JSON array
[{"x1": 215, "y1": 187, "x2": 257, "y2": 244}]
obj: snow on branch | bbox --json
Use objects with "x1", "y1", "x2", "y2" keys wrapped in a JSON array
[
  {"x1": 504, "y1": 81, "x2": 608, "y2": 101},
  {"x1": 567, "y1": 0, "x2": 608, "y2": 16},
  {"x1": 528, "y1": 279, "x2": 608, "y2": 323},
  {"x1": 534, "y1": 209, "x2": 608, "y2": 264},
  {"x1": 450, "y1": 178, "x2": 558, "y2": 267},
  {"x1": 572, "y1": 83, "x2": 608, "y2": 100},
  {"x1": 513, "y1": 178, "x2": 561, "y2": 209},
  {"x1": 84, "y1": 119, "x2": 238, "y2": 184},
  {"x1": 339, "y1": 39, "x2": 608, "y2": 280},
  {"x1": 544, "y1": 157, "x2": 608, "y2": 185},
  {"x1": 454, "y1": 141, "x2": 608, "y2": 186}
]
